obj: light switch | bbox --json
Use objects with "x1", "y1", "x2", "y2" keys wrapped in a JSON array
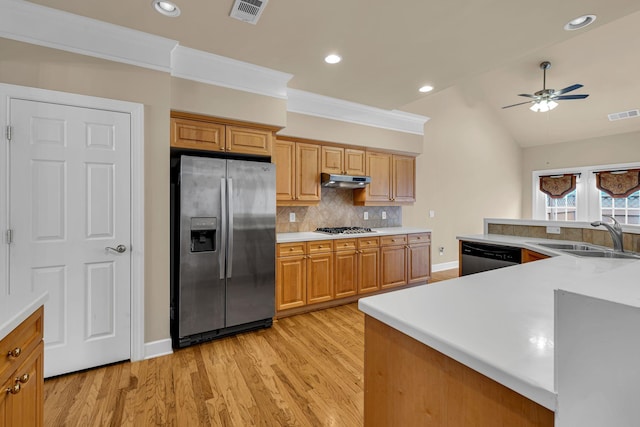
[{"x1": 429, "y1": 210, "x2": 435, "y2": 218}]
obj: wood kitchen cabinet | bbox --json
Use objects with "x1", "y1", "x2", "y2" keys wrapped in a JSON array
[
  {"x1": 334, "y1": 239, "x2": 358, "y2": 299},
  {"x1": 354, "y1": 151, "x2": 416, "y2": 205},
  {"x1": 357, "y1": 236, "x2": 381, "y2": 294},
  {"x1": 274, "y1": 139, "x2": 321, "y2": 205},
  {"x1": 522, "y1": 249, "x2": 550, "y2": 263},
  {"x1": 0, "y1": 306, "x2": 44, "y2": 427},
  {"x1": 307, "y1": 241, "x2": 334, "y2": 304},
  {"x1": 170, "y1": 112, "x2": 275, "y2": 156},
  {"x1": 276, "y1": 243, "x2": 307, "y2": 311},
  {"x1": 321, "y1": 146, "x2": 366, "y2": 176},
  {"x1": 408, "y1": 233, "x2": 431, "y2": 284},
  {"x1": 380, "y1": 234, "x2": 408, "y2": 289}
]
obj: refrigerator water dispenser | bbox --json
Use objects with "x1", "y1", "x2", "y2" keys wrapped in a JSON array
[{"x1": 190, "y1": 217, "x2": 217, "y2": 252}]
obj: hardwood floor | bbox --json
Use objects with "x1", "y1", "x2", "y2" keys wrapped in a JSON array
[{"x1": 44, "y1": 269, "x2": 458, "y2": 426}]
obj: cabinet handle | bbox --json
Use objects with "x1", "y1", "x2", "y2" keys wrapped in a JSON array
[
  {"x1": 7, "y1": 347, "x2": 21, "y2": 358},
  {"x1": 17, "y1": 373, "x2": 30, "y2": 384},
  {"x1": 5, "y1": 383, "x2": 20, "y2": 395}
]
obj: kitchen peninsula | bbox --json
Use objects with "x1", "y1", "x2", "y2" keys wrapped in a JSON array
[{"x1": 359, "y1": 233, "x2": 640, "y2": 426}]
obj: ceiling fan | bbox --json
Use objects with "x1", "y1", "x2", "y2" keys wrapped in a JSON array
[{"x1": 502, "y1": 61, "x2": 589, "y2": 112}]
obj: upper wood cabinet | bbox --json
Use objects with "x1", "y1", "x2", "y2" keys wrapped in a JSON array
[
  {"x1": 354, "y1": 151, "x2": 416, "y2": 206},
  {"x1": 274, "y1": 139, "x2": 321, "y2": 205},
  {"x1": 392, "y1": 154, "x2": 416, "y2": 203},
  {"x1": 321, "y1": 146, "x2": 366, "y2": 176},
  {"x1": 170, "y1": 112, "x2": 275, "y2": 156}
]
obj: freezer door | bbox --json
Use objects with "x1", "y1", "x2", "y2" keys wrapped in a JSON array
[
  {"x1": 225, "y1": 159, "x2": 276, "y2": 326},
  {"x1": 178, "y1": 156, "x2": 227, "y2": 337}
]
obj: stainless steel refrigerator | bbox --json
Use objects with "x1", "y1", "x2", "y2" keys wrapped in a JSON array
[{"x1": 170, "y1": 155, "x2": 276, "y2": 348}]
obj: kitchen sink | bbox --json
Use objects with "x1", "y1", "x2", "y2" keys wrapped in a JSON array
[
  {"x1": 535, "y1": 242, "x2": 603, "y2": 251},
  {"x1": 562, "y1": 250, "x2": 640, "y2": 260}
]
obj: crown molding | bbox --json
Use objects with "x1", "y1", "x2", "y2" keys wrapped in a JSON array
[
  {"x1": 0, "y1": 0, "x2": 178, "y2": 72},
  {"x1": 287, "y1": 89, "x2": 429, "y2": 135},
  {"x1": 1, "y1": 0, "x2": 428, "y2": 133},
  {"x1": 171, "y1": 46, "x2": 292, "y2": 99}
]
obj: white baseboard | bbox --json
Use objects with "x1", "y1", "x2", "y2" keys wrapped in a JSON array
[
  {"x1": 144, "y1": 339, "x2": 173, "y2": 360},
  {"x1": 432, "y1": 261, "x2": 459, "y2": 272}
]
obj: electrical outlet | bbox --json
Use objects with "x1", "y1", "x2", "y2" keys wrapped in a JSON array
[
  {"x1": 546, "y1": 226, "x2": 561, "y2": 234},
  {"x1": 439, "y1": 246, "x2": 444, "y2": 255},
  {"x1": 364, "y1": 211, "x2": 369, "y2": 220},
  {"x1": 289, "y1": 212, "x2": 295, "y2": 222},
  {"x1": 382, "y1": 211, "x2": 387, "y2": 219}
]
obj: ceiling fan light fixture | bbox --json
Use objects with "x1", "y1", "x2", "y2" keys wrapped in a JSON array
[
  {"x1": 564, "y1": 14, "x2": 596, "y2": 31},
  {"x1": 152, "y1": 0, "x2": 180, "y2": 17},
  {"x1": 530, "y1": 100, "x2": 558, "y2": 113}
]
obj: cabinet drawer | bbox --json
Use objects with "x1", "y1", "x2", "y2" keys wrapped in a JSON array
[
  {"x1": 380, "y1": 234, "x2": 407, "y2": 246},
  {"x1": 408, "y1": 233, "x2": 431, "y2": 245},
  {"x1": 358, "y1": 236, "x2": 380, "y2": 249},
  {"x1": 307, "y1": 240, "x2": 333, "y2": 254},
  {"x1": 277, "y1": 242, "x2": 306, "y2": 257},
  {"x1": 0, "y1": 306, "x2": 43, "y2": 385},
  {"x1": 334, "y1": 239, "x2": 357, "y2": 251}
]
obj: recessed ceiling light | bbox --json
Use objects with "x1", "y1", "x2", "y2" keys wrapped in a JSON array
[
  {"x1": 152, "y1": 0, "x2": 181, "y2": 17},
  {"x1": 419, "y1": 85, "x2": 434, "y2": 93},
  {"x1": 564, "y1": 14, "x2": 596, "y2": 31},
  {"x1": 324, "y1": 54, "x2": 342, "y2": 64}
]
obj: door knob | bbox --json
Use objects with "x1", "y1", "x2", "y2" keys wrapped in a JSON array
[{"x1": 106, "y1": 244, "x2": 127, "y2": 253}]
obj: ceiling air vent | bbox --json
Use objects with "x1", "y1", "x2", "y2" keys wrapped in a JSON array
[
  {"x1": 230, "y1": 0, "x2": 268, "y2": 24},
  {"x1": 608, "y1": 109, "x2": 640, "y2": 121}
]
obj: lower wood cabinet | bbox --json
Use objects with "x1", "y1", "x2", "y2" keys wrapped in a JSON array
[
  {"x1": 380, "y1": 235, "x2": 408, "y2": 289},
  {"x1": 276, "y1": 233, "x2": 431, "y2": 315},
  {"x1": 408, "y1": 233, "x2": 431, "y2": 284},
  {"x1": 1, "y1": 306, "x2": 44, "y2": 427},
  {"x1": 334, "y1": 239, "x2": 358, "y2": 299},
  {"x1": 522, "y1": 249, "x2": 550, "y2": 263},
  {"x1": 307, "y1": 241, "x2": 334, "y2": 304}
]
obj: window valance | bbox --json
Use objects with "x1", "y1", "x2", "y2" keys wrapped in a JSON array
[
  {"x1": 594, "y1": 169, "x2": 640, "y2": 198},
  {"x1": 539, "y1": 174, "x2": 578, "y2": 199}
]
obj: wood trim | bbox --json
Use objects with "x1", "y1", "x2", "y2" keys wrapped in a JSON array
[
  {"x1": 170, "y1": 110, "x2": 282, "y2": 133},
  {"x1": 275, "y1": 134, "x2": 419, "y2": 157},
  {"x1": 364, "y1": 315, "x2": 554, "y2": 427}
]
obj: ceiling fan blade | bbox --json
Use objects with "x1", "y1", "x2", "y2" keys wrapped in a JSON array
[
  {"x1": 502, "y1": 100, "x2": 534, "y2": 109},
  {"x1": 517, "y1": 94, "x2": 537, "y2": 99},
  {"x1": 554, "y1": 94, "x2": 589, "y2": 100},
  {"x1": 554, "y1": 84, "x2": 583, "y2": 95}
]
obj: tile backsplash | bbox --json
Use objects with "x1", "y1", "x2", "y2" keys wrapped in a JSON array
[
  {"x1": 487, "y1": 223, "x2": 640, "y2": 253},
  {"x1": 277, "y1": 187, "x2": 401, "y2": 232}
]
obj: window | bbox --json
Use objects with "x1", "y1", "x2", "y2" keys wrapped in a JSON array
[
  {"x1": 533, "y1": 162, "x2": 640, "y2": 225},
  {"x1": 601, "y1": 190, "x2": 640, "y2": 225},
  {"x1": 546, "y1": 190, "x2": 577, "y2": 221}
]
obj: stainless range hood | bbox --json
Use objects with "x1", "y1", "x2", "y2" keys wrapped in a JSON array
[{"x1": 321, "y1": 173, "x2": 371, "y2": 189}]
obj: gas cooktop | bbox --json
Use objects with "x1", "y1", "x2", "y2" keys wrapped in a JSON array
[{"x1": 314, "y1": 226, "x2": 375, "y2": 235}]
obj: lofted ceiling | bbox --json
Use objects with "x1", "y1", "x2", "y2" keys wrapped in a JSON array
[{"x1": 24, "y1": 0, "x2": 640, "y2": 147}]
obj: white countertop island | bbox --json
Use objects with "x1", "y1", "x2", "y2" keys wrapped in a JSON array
[{"x1": 359, "y1": 234, "x2": 640, "y2": 426}]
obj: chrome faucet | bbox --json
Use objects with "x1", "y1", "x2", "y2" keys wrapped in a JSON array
[{"x1": 590, "y1": 215, "x2": 624, "y2": 252}]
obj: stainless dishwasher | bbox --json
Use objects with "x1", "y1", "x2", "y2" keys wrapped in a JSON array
[{"x1": 460, "y1": 241, "x2": 521, "y2": 276}]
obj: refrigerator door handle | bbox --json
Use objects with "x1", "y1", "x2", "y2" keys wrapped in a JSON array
[
  {"x1": 227, "y1": 178, "x2": 234, "y2": 279},
  {"x1": 220, "y1": 178, "x2": 226, "y2": 280}
]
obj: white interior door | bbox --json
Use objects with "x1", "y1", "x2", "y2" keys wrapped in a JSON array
[{"x1": 8, "y1": 98, "x2": 131, "y2": 377}]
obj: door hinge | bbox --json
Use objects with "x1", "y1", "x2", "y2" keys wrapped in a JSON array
[
  {"x1": 6, "y1": 229, "x2": 13, "y2": 244},
  {"x1": 5, "y1": 125, "x2": 12, "y2": 141}
]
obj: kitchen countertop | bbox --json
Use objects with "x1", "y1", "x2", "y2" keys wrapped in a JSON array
[
  {"x1": 277, "y1": 226, "x2": 432, "y2": 243},
  {"x1": 358, "y1": 233, "x2": 640, "y2": 411},
  {"x1": 1, "y1": 290, "x2": 49, "y2": 341}
]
